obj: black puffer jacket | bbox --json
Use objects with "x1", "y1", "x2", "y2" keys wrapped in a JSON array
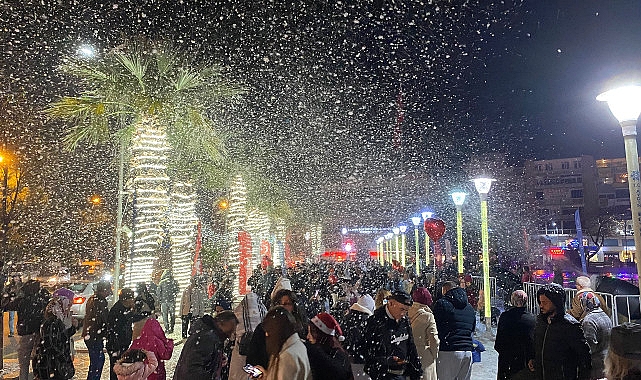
[
  {"x1": 342, "y1": 307, "x2": 371, "y2": 364},
  {"x1": 105, "y1": 300, "x2": 146, "y2": 353},
  {"x1": 305, "y1": 342, "x2": 353, "y2": 380},
  {"x1": 432, "y1": 287, "x2": 475, "y2": 351},
  {"x1": 534, "y1": 313, "x2": 591, "y2": 380}
]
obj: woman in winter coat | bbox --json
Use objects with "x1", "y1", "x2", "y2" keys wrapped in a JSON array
[
  {"x1": 343, "y1": 294, "x2": 375, "y2": 378},
  {"x1": 580, "y1": 292, "x2": 612, "y2": 380},
  {"x1": 32, "y1": 295, "x2": 79, "y2": 380},
  {"x1": 113, "y1": 348, "x2": 158, "y2": 380},
  {"x1": 228, "y1": 291, "x2": 267, "y2": 380},
  {"x1": 305, "y1": 312, "x2": 353, "y2": 380},
  {"x1": 409, "y1": 288, "x2": 439, "y2": 380},
  {"x1": 130, "y1": 317, "x2": 174, "y2": 380},
  {"x1": 255, "y1": 307, "x2": 311, "y2": 380}
]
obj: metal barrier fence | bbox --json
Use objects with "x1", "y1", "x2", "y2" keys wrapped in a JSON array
[
  {"x1": 471, "y1": 275, "x2": 497, "y2": 300},
  {"x1": 522, "y1": 282, "x2": 641, "y2": 326}
]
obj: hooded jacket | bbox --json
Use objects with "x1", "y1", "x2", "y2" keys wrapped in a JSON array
[
  {"x1": 408, "y1": 302, "x2": 439, "y2": 380},
  {"x1": 130, "y1": 318, "x2": 174, "y2": 380},
  {"x1": 342, "y1": 301, "x2": 373, "y2": 364},
  {"x1": 106, "y1": 300, "x2": 147, "y2": 353},
  {"x1": 113, "y1": 350, "x2": 158, "y2": 380},
  {"x1": 432, "y1": 287, "x2": 475, "y2": 351},
  {"x1": 172, "y1": 315, "x2": 227, "y2": 380},
  {"x1": 534, "y1": 284, "x2": 591, "y2": 380}
]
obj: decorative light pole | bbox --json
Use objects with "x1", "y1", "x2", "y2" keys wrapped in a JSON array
[
  {"x1": 411, "y1": 217, "x2": 422, "y2": 275},
  {"x1": 385, "y1": 232, "x2": 394, "y2": 264},
  {"x1": 422, "y1": 212, "x2": 434, "y2": 269},
  {"x1": 598, "y1": 85, "x2": 641, "y2": 293},
  {"x1": 393, "y1": 227, "x2": 400, "y2": 262},
  {"x1": 473, "y1": 177, "x2": 495, "y2": 332},
  {"x1": 451, "y1": 192, "x2": 467, "y2": 275},
  {"x1": 399, "y1": 225, "x2": 407, "y2": 267},
  {"x1": 376, "y1": 237, "x2": 385, "y2": 265}
]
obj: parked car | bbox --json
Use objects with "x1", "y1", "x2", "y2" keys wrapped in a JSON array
[{"x1": 60, "y1": 281, "x2": 112, "y2": 323}]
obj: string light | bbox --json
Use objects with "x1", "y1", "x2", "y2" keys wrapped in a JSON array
[
  {"x1": 169, "y1": 182, "x2": 197, "y2": 315},
  {"x1": 227, "y1": 175, "x2": 247, "y2": 301}
]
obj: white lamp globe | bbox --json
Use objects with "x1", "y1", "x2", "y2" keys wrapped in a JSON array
[
  {"x1": 399, "y1": 225, "x2": 407, "y2": 233},
  {"x1": 385, "y1": 233, "x2": 394, "y2": 240},
  {"x1": 451, "y1": 192, "x2": 467, "y2": 206},
  {"x1": 393, "y1": 227, "x2": 400, "y2": 235},
  {"x1": 473, "y1": 178, "x2": 495, "y2": 195},
  {"x1": 421, "y1": 211, "x2": 434, "y2": 220},
  {"x1": 411, "y1": 216, "x2": 422, "y2": 226},
  {"x1": 597, "y1": 86, "x2": 641, "y2": 123}
]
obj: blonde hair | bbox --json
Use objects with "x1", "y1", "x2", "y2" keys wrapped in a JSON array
[
  {"x1": 605, "y1": 350, "x2": 641, "y2": 379},
  {"x1": 374, "y1": 288, "x2": 391, "y2": 309}
]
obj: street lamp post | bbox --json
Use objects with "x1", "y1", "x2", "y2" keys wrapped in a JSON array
[
  {"x1": 473, "y1": 177, "x2": 495, "y2": 332},
  {"x1": 422, "y1": 212, "x2": 434, "y2": 270},
  {"x1": 598, "y1": 85, "x2": 641, "y2": 294},
  {"x1": 385, "y1": 233, "x2": 394, "y2": 265},
  {"x1": 377, "y1": 237, "x2": 385, "y2": 266},
  {"x1": 451, "y1": 192, "x2": 467, "y2": 275},
  {"x1": 399, "y1": 225, "x2": 407, "y2": 267},
  {"x1": 411, "y1": 217, "x2": 421, "y2": 275},
  {"x1": 393, "y1": 227, "x2": 400, "y2": 263}
]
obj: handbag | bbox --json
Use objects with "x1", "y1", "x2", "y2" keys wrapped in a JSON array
[{"x1": 238, "y1": 297, "x2": 253, "y2": 356}]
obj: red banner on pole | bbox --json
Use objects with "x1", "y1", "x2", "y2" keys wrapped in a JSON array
[{"x1": 238, "y1": 231, "x2": 252, "y2": 295}]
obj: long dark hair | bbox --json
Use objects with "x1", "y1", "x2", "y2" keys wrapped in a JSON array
[
  {"x1": 271, "y1": 289, "x2": 308, "y2": 335},
  {"x1": 308, "y1": 322, "x2": 344, "y2": 352},
  {"x1": 263, "y1": 306, "x2": 297, "y2": 367}
]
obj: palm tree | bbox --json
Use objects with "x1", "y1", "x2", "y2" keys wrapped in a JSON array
[{"x1": 47, "y1": 40, "x2": 243, "y2": 291}]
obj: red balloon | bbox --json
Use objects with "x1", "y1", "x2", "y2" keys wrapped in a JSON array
[{"x1": 424, "y1": 218, "x2": 446, "y2": 241}]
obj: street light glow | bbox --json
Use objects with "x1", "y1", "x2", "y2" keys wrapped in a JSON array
[
  {"x1": 451, "y1": 192, "x2": 467, "y2": 206},
  {"x1": 399, "y1": 225, "x2": 407, "y2": 233},
  {"x1": 472, "y1": 177, "x2": 495, "y2": 195},
  {"x1": 392, "y1": 227, "x2": 400, "y2": 235},
  {"x1": 77, "y1": 44, "x2": 96, "y2": 58},
  {"x1": 341, "y1": 227, "x2": 348, "y2": 235},
  {"x1": 597, "y1": 86, "x2": 641, "y2": 123},
  {"x1": 411, "y1": 216, "x2": 421, "y2": 226},
  {"x1": 421, "y1": 211, "x2": 434, "y2": 220}
]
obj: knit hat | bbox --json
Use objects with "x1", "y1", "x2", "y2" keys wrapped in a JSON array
[
  {"x1": 53, "y1": 288, "x2": 75, "y2": 302},
  {"x1": 357, "y1": 294, "x2": 375, "y2": 313},
  {"x1": 610, "y1": 322, "x2": 641, "y2": 360},
  {"x1": 119, "y1": 288, "x2": 135, "y2": 300},
  {"x1": 389, "y1": 291, "x2": 413, "y2": 306},
  {"x1": 536, "y1": 283, "x2": 566, "y2": 314},
  {"x1": 579, "y1": 291, "x2": 600, "y2": 312},
  {"x1": 311, "y1": 312, "x2": 344, "y2": 341},
  {"x1": 270, "y1": 277, "x2": 292, "y2": 300},
  {"x1": 412, "y1": 287, "x2": 433, "y2": 307}
]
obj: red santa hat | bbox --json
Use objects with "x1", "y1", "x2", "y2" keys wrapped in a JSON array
[{"x1": 311, "y1": 312, "x2": 344, "y2": 341}]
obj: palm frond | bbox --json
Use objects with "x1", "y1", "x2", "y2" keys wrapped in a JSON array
[
  {"x1": 115, "y1": 52, "x2": 147, "y2": 90},
  {"x1": 173, "y1": 69, "x2": 201, "y2": 92}
]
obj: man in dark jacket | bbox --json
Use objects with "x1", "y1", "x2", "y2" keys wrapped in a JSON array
[
  {"x1": 106, "y1": 288, "x2": 147, "y2": 380},
  {"x1": 494, "y1": 290, "x2": 536, "y2": 380},
  {"x1": 432, "y1": 281, "x2": 475, "y2": 380},
  {"x1": 361, "y1": 291, "x2": 422, "y2": 380},
  {"x1": 156, "y1": 269, "x2": 180, "y2": 333},
  {"x1": 173, "y1": 310, "x2": 238, "y2": 379},
  {"x1": 5, "y1": 280, "x2": 48, "y2": 380},
  {"x1": 531, "y1": 283, "x2": 591, "y2": 380},
  {"x1": 83, "y1": 280, "x2": 112, "y2": 380}
]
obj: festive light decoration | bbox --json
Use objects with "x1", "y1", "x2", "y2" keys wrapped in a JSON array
[
  {"x1": 273, "y1": 219, "x2": 287, "y2": 268},
  {"x1": 310, "y1": 221, "x2": 323, "y2": 259},
  {"x1": 226, "y1": 175, "x2": 248, "y2": 300},
  {"x1": 246, "y1": 208, "x2": 271, "y2": 272},
  {"x1": 126, "y1": 117, "x2": 170, "y2": 288},
  {"x1": 169, "y1": 182, "x2": 197, "y2": 311}
]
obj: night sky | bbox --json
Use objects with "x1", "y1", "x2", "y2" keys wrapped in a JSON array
[{"x1": 2, "y1": 0, "x2": 641, "y2": 226}]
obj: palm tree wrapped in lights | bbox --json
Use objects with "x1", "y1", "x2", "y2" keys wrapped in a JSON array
[{"x1": 47, "y1": 40, "x2": 243, "y2": 293}]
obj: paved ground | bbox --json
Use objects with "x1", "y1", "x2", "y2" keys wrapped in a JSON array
[{"x1": 0, "y1": 315, "x2": 500, "y2": 379}]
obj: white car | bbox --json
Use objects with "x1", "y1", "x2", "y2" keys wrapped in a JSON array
[{"x1": 66, "y1": 282, "x2": 113, "y2": 322}]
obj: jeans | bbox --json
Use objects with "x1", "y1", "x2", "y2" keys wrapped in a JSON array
[
  {"x1": 181, "y1": 314, "x2": 191, "y2": 338},
  {"x1": 85, "y1": 339, "x2": 105, "y2": 380},
  {"x1": 8, "y1": 311, "x2": 15, "y2": 335},
  {"x1": 18, "y1": 333, "x2": 37, "y2": 380},
  {"x1": 161, "y1": 301, "x2": 176, "y2": 332}
]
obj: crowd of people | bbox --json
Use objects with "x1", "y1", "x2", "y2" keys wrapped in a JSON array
[{"x1": 1, "y1": 261, "x2": 641, "y2": 380}]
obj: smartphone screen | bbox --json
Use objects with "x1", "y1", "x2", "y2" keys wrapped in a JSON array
[{"x1": 243, "y1": 364, "x2": 263, "y2": 378}]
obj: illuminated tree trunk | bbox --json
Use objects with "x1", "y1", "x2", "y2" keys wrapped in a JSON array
[
  {"x1": 226, "y1": 174, "x2": 247, "y2": 300},
  {"x1": 126, "y1": 116, "x2": 170, "y2": 288},
  {"x1": 169, "y1": 182, "x2": 197, "y2": 305}
]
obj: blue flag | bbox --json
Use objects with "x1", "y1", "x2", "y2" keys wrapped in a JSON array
[{"x1": 575, "y1": 209, "x2": 587, "y2": 273}]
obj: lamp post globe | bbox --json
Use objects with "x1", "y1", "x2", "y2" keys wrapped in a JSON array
[
  {"x1": 411, "y1": 217, "x2": 422, "y2": 274},
  {"x1": 598, "y1": 85, "x2": 641, "y2": 293},
  {"x1": 421, "y1": 211, "x2": 434, "y2": 269},
  {"x1": 472, "y1": 177, "x2": 495, "y2": 333}
]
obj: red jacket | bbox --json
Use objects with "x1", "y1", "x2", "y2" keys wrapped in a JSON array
[{"x1": 130, "y1": 318, "x2": 174, "y2": 380}]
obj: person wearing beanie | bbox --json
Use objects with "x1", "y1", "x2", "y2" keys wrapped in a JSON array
[
  {"x1": 305, "y1": 312, "x2": 353, "y2": 380},
  {"x1": 409, "y1": 288, "x2": 439, "y2": 380},
  {"x1": 494, "y1": 290, "x2": 536, "y2": 380},
  {"x1": 605, "y1": 322, "x2": 641, "y2": 380},
  {"x1": 361, "y1": 291, "x2": 422, "y2": 380},
  {"x1": 531, "y1": 283, "x2": 591, "y2": 380},
  {"x1": 343, "y1": 294, "x2": 375, "y2": 378},
  {"x1": 580, "y1": 292, "x2": 612, "y2": 380},
  {"x1": 432, "y1": 281, "x2": 475, "y2": 380}
]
